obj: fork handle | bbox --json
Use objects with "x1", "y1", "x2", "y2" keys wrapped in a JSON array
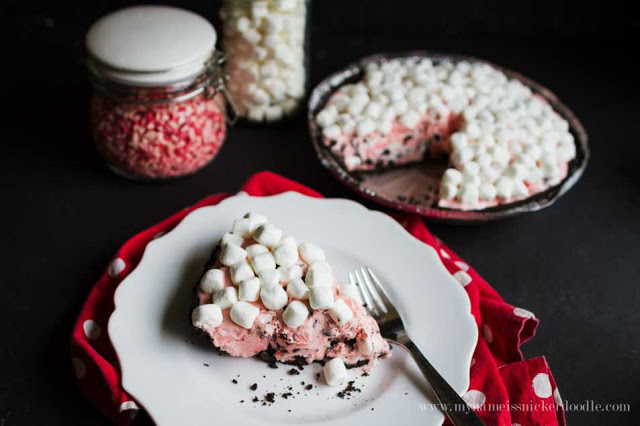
[{"x1": 395, "y1": 339, "x2": 485, "y2": 426}]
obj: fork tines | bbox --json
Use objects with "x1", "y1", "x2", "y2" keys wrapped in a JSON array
[{"x1": 350, "y1": 267, "x2": 397, "y2": 318}]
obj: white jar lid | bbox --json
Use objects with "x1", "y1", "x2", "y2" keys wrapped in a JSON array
[{"x1": 86, "y1": 5, "x2": 217, "y2": 86}]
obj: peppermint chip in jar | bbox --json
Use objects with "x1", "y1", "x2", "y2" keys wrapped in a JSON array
[
  {"x1": 86, "y1": 6, "x2": 235, "y2": 180},
  {"x1": 220, "y1": 0, "x2": 309, "y2": 122}
]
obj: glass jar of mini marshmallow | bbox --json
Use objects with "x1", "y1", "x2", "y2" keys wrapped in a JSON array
[
  {"x1": 220, "y1": 0, "x2": 309, "y2": 122},
  {"x1": 86, "y1": 6, "x2": 235, "y2": 180}
]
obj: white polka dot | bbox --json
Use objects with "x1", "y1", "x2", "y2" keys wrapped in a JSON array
[
  {"x1": 482, "y1": 323, "x2": 493, "y2": 344},
  {"x1": 440, "y1": 248, "x2": 450, "y2": 259},
  {"x1": 513, "y1": 307, "x2": 535, "y2": 319},
  {"x1": 470, "y1": 358, "x2": 476, "y2": 367},
  {"x1": 120, "y1": 401, "x2": 139, "y2": 419},
  {"x1": 513, "y1": 423, "x2": 522, "y2": 426},
  {"x1": 453, "y1": 270, "x2": 472, "y2": 286},
  {"x1": 72, "y1": 357, "x2": 86, "y2": 379},
  {"x1": 454, "y1": 261, "x2": 469, "y2": 271},
  {"x1": 462, "y1": 389, "x2": 486, "y2": 409},
  {"x1": 83, "y1": 319, "x2": 101, "y2": 340},
  {"x1": 108, "y1": 258, "x2": 126, "y2": 278},
  {"x1": 553, "y1": 387, "x2": 563, "y2": 408},
  {"x1": 532, "y1": 373, "x2": 553, "y2": 398}
]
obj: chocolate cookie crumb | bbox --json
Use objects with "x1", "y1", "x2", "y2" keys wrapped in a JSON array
[
  {"x1": 282, "y1": 392, "x2": 292, "y2": 399},
  {"x1": 337, "y1": 380, "x2": 361, "y2": 399},
  {"x1": 268, "y1": 362, "x2": 278, "y2": 369},
  {"x1": 231, "y1": 379, "x2": 238, "y2": 384},
  {"x1": 252, "y1": 396, "x2": 259, "y2": 402},
  {"x1": 250, "y1": 383, "x2": 258, "y2": 391},
  {"x1": 240, "y1": 400, "x2": 244, "y2": 403},
  {"x1": 265, "y1": 392, "x2": 275, "y2": 403},
  {"x1": 203, "y1": 363, "x2": 209, "y2": 367},
  {"x1": 305, "y1": 384, "x2": 313, "y2": 390},
  {"x1": 288, "y1": 368, "x2": 300, "y2": 376}
]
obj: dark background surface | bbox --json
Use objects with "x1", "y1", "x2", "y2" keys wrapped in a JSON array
[{"x1": 2, "y1": 0, "x2": 639, "y2": 424}]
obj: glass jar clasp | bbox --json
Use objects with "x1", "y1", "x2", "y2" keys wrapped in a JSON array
[{"x1": 204, "y1": 51, "x2": 239, "y2": 125}]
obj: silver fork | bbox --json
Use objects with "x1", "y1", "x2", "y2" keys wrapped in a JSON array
[{"x1": 350, "y1": 267, "x2": 485, "y2": 426}]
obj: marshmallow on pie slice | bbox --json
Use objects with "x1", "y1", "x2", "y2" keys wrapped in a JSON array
[
  {"x1": 324, "y1": 358, "x2": 348, "y2": 386},
  {"x1": 282, "y1": 301, "x2": 309, "y2": 328},
  {"x1": 192, "y1": 304, "x2": 223, "y2": 329},
  {"x1": 260, "y1": 284, "x2": 288, "y2": 311},
  {"x1": 199, "y1": 269, "x2": 225, "y2": 293},
  {"x1": 230, "y1": 302, "x2": 260, "y2": 329}
]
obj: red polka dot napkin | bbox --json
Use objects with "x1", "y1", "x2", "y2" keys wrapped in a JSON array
[{"x1": 71, "y1": 171, "x2": 565, "y2": 425}]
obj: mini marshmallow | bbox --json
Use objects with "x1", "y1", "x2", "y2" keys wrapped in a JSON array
[
  {"x1": 230, "y1": 301, "x2": 260, "y2": 329},
  {"x1": 316, "y1": 107, "x2": 337, "y2": 127},
  {"x1": 479, "y1": 182, "x2": 498, "y2": 200},
  {"x1": 440, "y1": 182, "x2": 458, "y2": 200},
  {"x1": 364, "y1": 102, "x2": 382, "y2": 119},
  {"x1": 278, "y1": 264, "x2": 303, "y2": 283},
  {"x1": 199, "y1": 269, "x2": 225, "y2": 293},
  {"x1": 506, "y1": 162, "x2": 529, "y2": 181},
  {"x1": 212, "y1": 287, "x2": 238, "y2": 310},
  {"x1": 378, "y1": 120, "x2": 393, "y2": 135},
  {"x1": 219, "y1": 243, "x2": 248, "y2": 267},
  {"x1": 298, "y1": 242, "x2": 326, "y2": 264},
  {"x1": 452, "y1": 147, "x2": 474, "y2": 166},
  {"x1": 309, "y1": 286, "x2": 334, "y2": 310},
  {"x1": 230, "y1": 260, "x2": 255, "y2": 284},
  {"x1": 239, "y1": 277, "x2": 261, "y2": 302},
  {"x1": 496, "y1": 176, "x2": 515, "y2": 199},
  {"x1": 442, "y1": 168, "x2": 463, "y2": 184},
  {"x1": 526, "y1": 167, "x2": 544, "y2": 184},
  {"x1": 278, "y1": 235, "x2": 298, "y2": 248},
  {"x1": 357, "y1": 117, "x2": 377, "y2": 136},
  {"x1": 273, "y1": 243, "x2": 299, "y2": 267},
  {"x1": 251, "y1": 251, "x2": 276, "y2": 273},
  {"x1": 282, "y1": 300, "x2": 309, "y2": 328},
  {"x1": 339, "y1": 281, "x2": 361, "y2": 303},
  {"x1": 286, "y1": 278, "x2": 309, "y2": 300},
  {"x1": 329, "y1": 298, "x2": 354, "y2": 326},
  {"x1": 253, "y1": 223, "x2": 283, "y2": 247},
  {"x1": 323, "y1": 358, "x2": 348, "y2": 386},
  {"x1": 462, "y1": 161, "x2": 480, "y2": 176},
  {"x1": 243, "y1": 212, "x2": 268, "y2": 226},
  {"x1": 513, "y1": 180, "x2": 529, "y2": 197},
  {"x1": 232, "y1": 218, "x2": 255, "y2": 238},
  {"x1": 259, "y1": 269, "x2": 281, "y2": 286},
  {"x1": 191, "y1": 304, "x2": 223, "y2": 329},
  {"x1": 260, "y1": 284, "x2": 288, "y2": 310},
  {"x1": 400, "y1": 110, "x2": 421, "y2": 128},
  {"x1": 221, "y1": 232, "x2": 244, "y2": 247},
  {"x1": 305, "y1": 263, "x2": 332, "y2": 288},
  {"x1": 323, "y1": 125, "x2": 341, "y2": 138},
  {"x1": 458, "y1": 182, "x2": 479, "y2": 204},
  {"x1": 481, "y1": 164, "x2": 501, "y2": 183},
  {"x1": 450, "y1": 132, "x2": 469, "y2": 150},
  {"x1": 246, "y1": 243, "x2": 269, "y2": 258}
]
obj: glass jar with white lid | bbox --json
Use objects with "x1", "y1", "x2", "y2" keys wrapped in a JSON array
[
  {"x1": 86, "y1": 5, "x2": 235, "y2": 180},
  {"x1": 220, "y1": 0, "x2": 310, "y2": 123}
]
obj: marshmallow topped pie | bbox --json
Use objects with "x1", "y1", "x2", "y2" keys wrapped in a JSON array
[
  {"x1": 191, "y1": 212, "x2": 390, "y2": 376},
  {"x1": 315, "y1": 58, "x2": 577, "y2": 210}
]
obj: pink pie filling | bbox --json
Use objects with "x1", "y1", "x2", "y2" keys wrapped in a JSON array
[
  {"x1": 194, "y1": 244, "x2": 390, "y2": 370},
  {"x1": 323, "y1": 95, "x2": 570, "y2": 210}
]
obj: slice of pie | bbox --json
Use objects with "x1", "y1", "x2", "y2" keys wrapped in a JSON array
[{"x1": 191, "y1": 212, "x2": 390, "y2": 374}]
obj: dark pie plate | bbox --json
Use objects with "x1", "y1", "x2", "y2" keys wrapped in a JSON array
[{"x1": 308, "y1": 51, "x2": 589, "y2": 223}]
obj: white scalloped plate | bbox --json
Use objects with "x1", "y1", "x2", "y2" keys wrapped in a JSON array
[{"x1": 109, "y1": 192, "x2": 477, "y2": 425}]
